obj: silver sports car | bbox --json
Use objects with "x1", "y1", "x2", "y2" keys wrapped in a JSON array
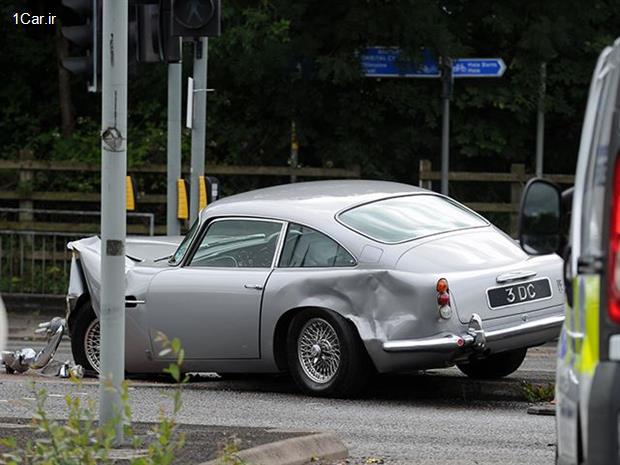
[{"x1": 66, "y1": 180, "x2": 564, "y2": 396}]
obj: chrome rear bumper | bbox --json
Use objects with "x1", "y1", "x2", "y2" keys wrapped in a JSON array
[{"x1": 382, "y1": 313, "x2": 565, "y2": 353}]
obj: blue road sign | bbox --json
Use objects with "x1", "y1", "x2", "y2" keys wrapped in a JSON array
[
  {"x1": 453, "y1": 58, "x2": 506, "y2": 78},
  {"x1": 360, "y1": 47, "x2": 506, "y2": 79},
  {"x1": 360, "y1": 47, "x2": 439, "y2": 78}
]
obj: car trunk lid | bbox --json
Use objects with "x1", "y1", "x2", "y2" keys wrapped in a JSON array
[{"x1": 396, "y1": 228, "x2": 564, "y2": 323}]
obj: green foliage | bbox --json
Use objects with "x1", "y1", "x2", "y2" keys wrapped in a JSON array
[
  {"x1": 217, "y1": 437, "x2": 247, "y2": 465},
  {"x1": 0, "y1": 334, "x2": 188, "y2": 465},
  {"x1": 522, "y1": 381, "x2": 555, "y2": 403},
  {"x1": 2, "y1": 0, "x2": 620, "y2": 189}
]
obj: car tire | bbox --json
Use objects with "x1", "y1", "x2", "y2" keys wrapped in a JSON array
[
  {"x1": 456, "y1": 348, "x2": 527, "y2": 379},
  {"x1": 286, "y1": 308, "x2": 371, "y2": 397},
  {"x1": 70, "y1": 303, "x2": 100, "y2": 377}
]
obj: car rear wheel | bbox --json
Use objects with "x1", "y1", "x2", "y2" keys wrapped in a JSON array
[
  {"x1": 70, "y1": 303, "x2": 100, "y2": 376},
  {"x1": 457, "y1": 347, "x2": 527, "y2": 379},
  {"x1": 286, "y1": 308, "x2": 371, "y2": 397}
]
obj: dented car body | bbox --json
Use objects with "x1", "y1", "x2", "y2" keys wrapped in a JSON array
[{"x1": 66, "y1": 180, "x2": 565, "y2": 396}]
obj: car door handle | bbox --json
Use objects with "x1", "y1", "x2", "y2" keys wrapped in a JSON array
[{"x1": 244, "y1": 284, "x2": 264, "y2": 290}]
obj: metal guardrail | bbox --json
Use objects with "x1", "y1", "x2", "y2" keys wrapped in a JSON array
[
  {"x1": 0, "y1": 209, "x2": 155, "y2": 295},
  {"x1": 0, "y1": 230, "x2": 82, "y2": 295}
]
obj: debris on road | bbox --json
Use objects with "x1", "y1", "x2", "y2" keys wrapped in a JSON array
[{"x1": 1, "y1": 317, "x2": 83, "y2": 378}]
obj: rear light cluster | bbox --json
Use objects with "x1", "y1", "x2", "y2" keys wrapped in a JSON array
[
  {"x1": 609, "y1": 156, "x2": 620, "y2": 324},
  {"x1": 436, "y1": 278, "x2": 452, "y2": 319}
]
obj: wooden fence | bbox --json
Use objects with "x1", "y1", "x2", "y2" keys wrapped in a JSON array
[
  {"x1": 418, "y1": 159, "x2": 575, "y2": 235},
  {"x1": 0, "y1": 153, "x2": 361, "y2": 234}
]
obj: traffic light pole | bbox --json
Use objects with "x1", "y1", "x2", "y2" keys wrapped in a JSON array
[
  {"x1": 167, "y1": 54, "x2": 183, "y2": 235},
  {"x1": 99, "y1": 0, "x2": 128, "y2": 443},
  {"x1": 190, "y1": 37, "x2": 208, "y2": 224}
]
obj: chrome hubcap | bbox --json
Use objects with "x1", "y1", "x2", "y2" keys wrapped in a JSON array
[
  {"x1": 298, "y1": 318, "x2": 341, "y2": 384},
  {"x1": 84, "y1": 319, "x2": 101, "y2": 373}
]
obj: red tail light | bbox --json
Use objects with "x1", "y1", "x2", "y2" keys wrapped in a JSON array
[
  {"x1": 436, "y1": 278, "x2": 451, "y2": 319},
  {"x1": 609, "y1": 156, "x2": 620, "y2": 323}
]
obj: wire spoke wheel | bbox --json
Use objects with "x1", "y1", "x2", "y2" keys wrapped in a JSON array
[
  {"x1": 297, "y1": 318, "x2": 341, "y2": 384},
  {"x1": 84, "y1": 318, "x2": 101, "y2": 374}
]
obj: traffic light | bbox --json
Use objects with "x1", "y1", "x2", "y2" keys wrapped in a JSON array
[
  {"x1": 171, "y1": 0, "x2": 220, "y2": 38},
  {"x1": 60, "y1": 0, "x2": 101, "y2": 92},
  {"x1": 136, "y1": 1, "x2": 181, "y2": 63}
]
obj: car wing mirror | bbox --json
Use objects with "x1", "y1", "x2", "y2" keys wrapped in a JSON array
[{"x1": 518, "y1": 178, "x2": 563, "y2": 255}]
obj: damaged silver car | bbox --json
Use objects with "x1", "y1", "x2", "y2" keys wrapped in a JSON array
[{"x1": 66, "y1": 180, "x2": 564, "y2": 396}]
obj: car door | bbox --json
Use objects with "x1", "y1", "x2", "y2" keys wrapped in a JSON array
[
  {"x1": 557, "y1": 44, "x2": 620, "y2": 464},
  {"x1": 146, "y1": 217, "x2": 285, "y2": 361}
]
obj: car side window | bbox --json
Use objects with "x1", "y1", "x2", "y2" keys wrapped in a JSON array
[
  {"x1": 188, "y1": 219, "x2": 282, "y2": 268},
  {"x1": 279, "y1": 223, "x2": 356, "y2": 268}
]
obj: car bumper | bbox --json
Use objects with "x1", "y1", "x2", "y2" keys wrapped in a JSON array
[{"x1": 382, "y1": 313, "x2": 565, "y2": 353}]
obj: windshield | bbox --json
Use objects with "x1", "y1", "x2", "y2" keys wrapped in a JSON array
[
  {"x1": 338, "y1": 194, "x2": 488, "y2": 243},
  {"x1": 169, "y1": 218, "x2": 200, "y2": 264}
]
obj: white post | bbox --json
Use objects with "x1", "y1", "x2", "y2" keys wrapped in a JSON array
[{"x1": 99, "y1": 0, "x2": 128, "y2": 443}]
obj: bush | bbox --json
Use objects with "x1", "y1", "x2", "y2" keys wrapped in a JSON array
[{"x1": 0, "y1": 334, "x2": 187, "y2": 465}]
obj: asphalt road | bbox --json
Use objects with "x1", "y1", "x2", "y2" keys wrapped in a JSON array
[
  {"x1": 2, "y1": 313, "x2": 558, "y2": 465},
  {"x1": 0, "y1": 366, "x2": 556, "y2": 465}
]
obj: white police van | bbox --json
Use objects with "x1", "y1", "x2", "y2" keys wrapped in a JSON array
[{"x1": 519, "y1": 38, "x2": 620, "y2": 464}]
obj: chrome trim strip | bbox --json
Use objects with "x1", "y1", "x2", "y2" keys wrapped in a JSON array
[
  {"x1": 382, "y1": 315, "x2": 565, "y2": 353},
  {"x1": 271, "y1": 222, "x2": 288, "y2": 269},
  {"x1": 383, "y1": 334, "x2": 464, "y2": 353}
]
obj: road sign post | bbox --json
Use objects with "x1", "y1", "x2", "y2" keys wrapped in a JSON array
[
  {"x1": 360, "y1": 48, "x2": 506, "y2": 195},
  {"x1": 99, "y1": 0, "x2": 128, "y2": 443},
  {"x1": 440, "y1": 57, "x2": 453, "y2": 195},
  {"x1": 536, "y1": 62, "x2": 547, "y2": 178}
]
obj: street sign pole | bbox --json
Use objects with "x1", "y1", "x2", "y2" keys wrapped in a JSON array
[
  {"x1": 190, "y1": 37, "x2": 208, "y2": 224},
  {"x1": 167, "y1": 45, "x2": 183, "y2": 235},
  {"x1": 440, "y1": 57, "x2": 453, "y2": 195},
  {"x1": 99, "y1": 0, "x2": 128, "y2": 443},
  {"x1": 535, "y1": 62, "x2": 546, "y2": 178}
]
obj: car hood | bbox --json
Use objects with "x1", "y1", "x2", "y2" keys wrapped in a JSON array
[{"x1": 67, "y1": 235, "x2": 183, "y2": 314}]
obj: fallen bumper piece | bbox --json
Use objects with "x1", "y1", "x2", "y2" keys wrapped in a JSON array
[{"x1": 1, "y1": 317, "x2": 83, "y2": 378}]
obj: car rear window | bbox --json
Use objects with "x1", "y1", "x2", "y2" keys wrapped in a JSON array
[{"x1": 338, "y1": 195, "x2": 488, "y2": 243}]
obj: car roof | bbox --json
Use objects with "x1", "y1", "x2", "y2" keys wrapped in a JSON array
[{"x1": 202, "y1": 180, "x2": 428, "y2": 224}]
